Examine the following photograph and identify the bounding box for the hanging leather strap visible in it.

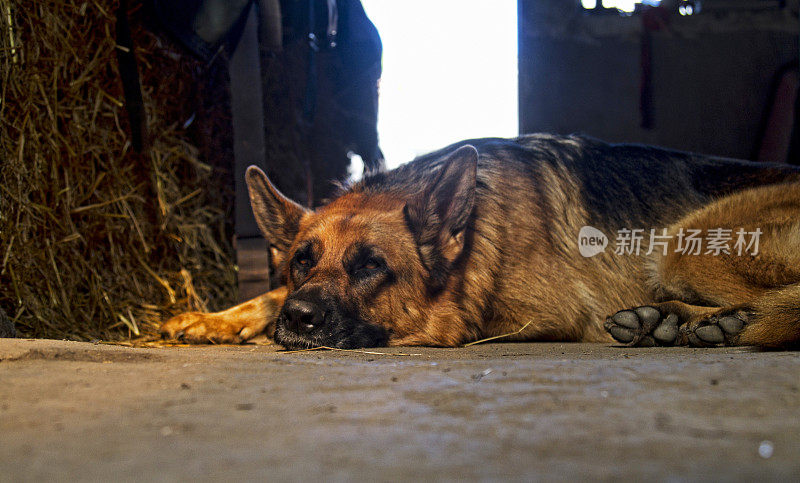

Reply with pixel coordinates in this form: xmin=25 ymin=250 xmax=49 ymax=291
xmin=115 ymin=0 xmax=147 ymax=151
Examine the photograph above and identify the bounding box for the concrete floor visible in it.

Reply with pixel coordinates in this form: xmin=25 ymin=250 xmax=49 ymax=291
xmin=1 ymin=338 xmax=799 ymax=481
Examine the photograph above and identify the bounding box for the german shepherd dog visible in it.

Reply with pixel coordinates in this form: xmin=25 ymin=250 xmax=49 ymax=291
xmin=161 ymin=134 xmax=800 ymax=349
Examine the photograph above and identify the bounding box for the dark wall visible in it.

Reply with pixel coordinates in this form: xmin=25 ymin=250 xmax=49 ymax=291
xmin=519 ymin=0 xmax=799 ymax=160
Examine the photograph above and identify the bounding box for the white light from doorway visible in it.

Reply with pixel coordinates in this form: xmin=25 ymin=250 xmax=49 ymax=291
xmin=582 ymin=0 xmax=662 ymax=13
xmin=359 ymin=1 xmax=518 ymax=172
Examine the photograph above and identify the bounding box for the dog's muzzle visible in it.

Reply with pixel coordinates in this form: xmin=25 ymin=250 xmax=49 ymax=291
xmin=274 ymin=295 xmax=389 ymax=350
xmin=282 ymin=299 xmax=325 ymax=335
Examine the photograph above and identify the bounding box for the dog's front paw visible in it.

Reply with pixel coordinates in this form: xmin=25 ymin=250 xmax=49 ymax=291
xmin=160 ymin=313 xmax=247 ymax=344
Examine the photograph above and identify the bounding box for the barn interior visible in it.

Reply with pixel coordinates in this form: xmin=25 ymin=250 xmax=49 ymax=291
xmin=1 ymin=0 xmax=799 ymax=480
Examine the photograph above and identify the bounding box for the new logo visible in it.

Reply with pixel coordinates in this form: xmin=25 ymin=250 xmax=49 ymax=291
xmin=578 ymin=226 xmax=608 ymax=258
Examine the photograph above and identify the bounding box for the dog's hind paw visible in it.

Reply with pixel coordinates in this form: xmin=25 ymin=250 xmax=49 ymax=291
xmin=604 ymin=306 xmax=680 ymax=347
xmin=684 ymin=311 xmax=748 ymax=347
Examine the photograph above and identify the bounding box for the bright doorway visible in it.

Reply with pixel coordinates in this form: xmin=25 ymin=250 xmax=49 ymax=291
xmin=360 ymin=1 xmax=519 ymax=170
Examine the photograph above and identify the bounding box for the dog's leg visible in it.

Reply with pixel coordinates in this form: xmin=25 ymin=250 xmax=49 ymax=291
xmin=605 ymin=242 xmax=800 ymax=348
xmin=160 ymin=286 xmax=287 ymax=343
xmin=606 ymin=184 xmax=800 ymax=348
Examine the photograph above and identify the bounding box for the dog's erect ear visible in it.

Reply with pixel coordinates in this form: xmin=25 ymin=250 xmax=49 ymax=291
xmin=404 ymin=145 xmax=478 ymax=292
xmin=246 ymin=166 xmax=310 ymax=251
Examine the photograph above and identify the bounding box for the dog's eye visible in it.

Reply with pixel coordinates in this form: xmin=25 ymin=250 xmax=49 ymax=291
xmin=345 ymin=246 xmax=389 ymax=281
xmin=363 ymin=258 xmax=381 ymax=271
xmin=294 ymin=253 xmax=314 ymax=270
xmin=355 ymin=257 xmax=384 ymax=276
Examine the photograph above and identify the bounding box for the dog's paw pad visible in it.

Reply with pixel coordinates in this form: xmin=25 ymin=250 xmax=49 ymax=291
xmin=652 ymin=313 xmax=680 ymax=344
xmin=610 ymin=310 xmax=640 ymax=331
xmin=605 ymin=306 xmax=666 ymax=346
xmin=717 ymin=316 xmax=744 ymax=334
xmin=633 ymin=306 xmax=660 ymax=327
xmin=607 ymin=322 xmax=636 ymax=343
xmin=605 ymin=310 xmax=638 ymax=343
xmin=694 ymin=324 xmax=724 ymax=344
xmin=686 ymin=313 xmax=748 ymax=347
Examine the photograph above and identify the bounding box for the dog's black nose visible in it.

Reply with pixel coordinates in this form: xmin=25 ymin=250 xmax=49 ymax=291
xmin=283 ymin=299 xmax=324 ymax=334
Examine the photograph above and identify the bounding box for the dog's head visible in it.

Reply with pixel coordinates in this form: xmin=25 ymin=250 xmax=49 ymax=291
xmin=246 ymin=146 xmax=478 ymax=349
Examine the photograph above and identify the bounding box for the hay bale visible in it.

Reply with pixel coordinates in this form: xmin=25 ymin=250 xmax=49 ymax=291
xmin=0 ymin=0 xmax=237 ymax=340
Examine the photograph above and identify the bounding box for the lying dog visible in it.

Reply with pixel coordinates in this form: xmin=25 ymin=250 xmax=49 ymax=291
xmin=162 ymin=134 xmax=800 ymax=349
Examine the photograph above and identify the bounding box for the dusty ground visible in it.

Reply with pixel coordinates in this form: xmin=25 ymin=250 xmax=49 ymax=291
xmin=1 ymin=338 xmax=799 ymax=481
